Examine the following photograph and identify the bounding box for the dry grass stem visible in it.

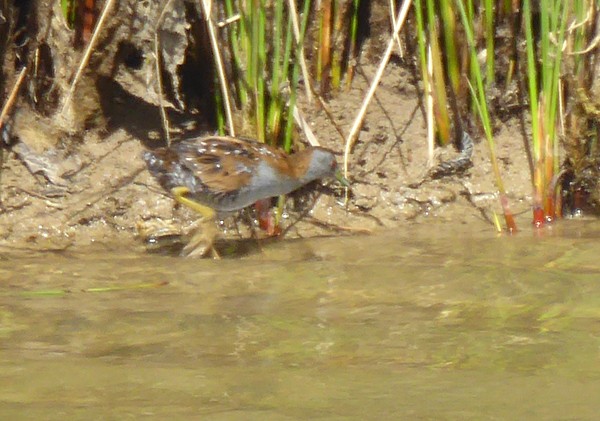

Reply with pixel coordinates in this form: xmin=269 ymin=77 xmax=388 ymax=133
xmin=292 ymin=105 xmax=319 ymax=146
xmin=558 ymin=79 xmax=565 ymax=136
xmin=570 ymin=33 xmax=600 ymax=55
xmin=389 ymin=0 xmax=405 ymax=57
xmin=0 ymin=66 xmax=27 ymax=131
xmin=426 ymin=44 xmax=434 ymax=168
xmin=287 ymin=0 xmax=313 ymax=104
xmin=217 ymin=13 xmax=241 ymax=27
xmin=343 ymin=0 xmax=412 ymax=180
xmin=154 ymin=0 xmax=177 ymax=146
xmin=200 ymin=0 xmax=236 ymax=136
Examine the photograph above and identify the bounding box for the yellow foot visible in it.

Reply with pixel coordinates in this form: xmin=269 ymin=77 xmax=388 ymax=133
xmin=182 ymin=230 xmax=220 ymax=259
xmin=180 ymin=217 xmax=221 ymax=258
xmin=171 ymin=186 xmax=220 ymax=259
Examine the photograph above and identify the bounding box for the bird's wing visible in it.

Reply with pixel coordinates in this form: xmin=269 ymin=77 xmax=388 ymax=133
xmin=174 ymin=136 xmax=288 ymax=194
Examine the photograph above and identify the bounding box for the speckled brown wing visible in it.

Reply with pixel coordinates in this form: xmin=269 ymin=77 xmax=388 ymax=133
xmin=172 ymin=136 xmax=288 ymax=196
xmin=218 ymin=136 xmax=296 ymax=176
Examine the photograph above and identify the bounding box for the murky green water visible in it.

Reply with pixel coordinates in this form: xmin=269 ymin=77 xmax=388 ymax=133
xmin=1 ymin=221 xmax=600 ymax=420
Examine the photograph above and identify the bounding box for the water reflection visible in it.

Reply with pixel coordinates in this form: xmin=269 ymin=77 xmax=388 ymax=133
xmin=1 ymin=220 xmax=599 ymax=419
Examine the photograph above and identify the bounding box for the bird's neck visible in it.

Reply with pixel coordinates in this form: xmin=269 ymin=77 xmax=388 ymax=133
xmin=286 ymin=149 xmax=314 ymax=181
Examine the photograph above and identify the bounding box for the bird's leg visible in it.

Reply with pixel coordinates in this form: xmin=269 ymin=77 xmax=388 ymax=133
xmin=255 ymin=198 xmax=282 ymax=236
xmin=171 ymin=186 xmax=220 ymax=259
xmin=171 ymin=186 xmax=216 ymax=219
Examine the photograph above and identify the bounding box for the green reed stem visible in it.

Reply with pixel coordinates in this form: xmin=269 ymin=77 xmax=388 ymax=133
xmin=224 ymin=0 xmax=247 ymax=106
xmin=215 ymin=75 xmax=225 ymax=134
xmin=267 ymin=0 xmax=285 ymax=141
xmin=414 ymin=0 xmax=429 ymax=97
xmin=222 ymin=0 xmax=312 ymax=149
xmin=544 ymin=1 xmax=568 ymax=154
xmin=421 ymin=0 xmax=451 ymax=145
xmin=280 ymin=14 xmax=294 ymax=84
xmin=524 ymin=0 xmax=569 ymax=221
xmin=346 ymin=0 xmax=360 ymax=86
xmin=242 ymin=0 xmax=254 ymax=130
xmin=456 ymin=0 xmax=516 ymax=231
xmin=252 ymin=0 xmax=266 ymax=141
xmin=259 ymin=3 xmax=267 ymax=138
xmin=439 ymin=0 xmax=459 ymax=93
xmin=61 ymin=0 xmax=77 ymax=28
xmin=546 ymin=1 xmax=568 ymax=215
xmin=523 ymin=0 xmax=539 ymax=160
xmin=425 ymin=0 xmax=436 ymax=45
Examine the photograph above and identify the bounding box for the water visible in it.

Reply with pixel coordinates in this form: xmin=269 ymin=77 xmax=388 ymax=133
xmin=1 ymin=221 xmax=599 ymax=420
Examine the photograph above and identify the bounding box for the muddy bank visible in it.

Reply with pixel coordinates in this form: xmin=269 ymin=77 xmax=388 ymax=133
xmin=0 ymin=55 xmax=536 ymax=256
xmin=0 ymin=2 xmax=539 ymax=256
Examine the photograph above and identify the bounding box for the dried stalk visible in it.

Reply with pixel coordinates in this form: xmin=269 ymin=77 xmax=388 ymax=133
xmin=154 ymin=0 xmax=177 ymax=146
xmin=0 ymin=67 xmax=28 ymax=131
xmin=343 ymin=0 xmax=412 ymax=179
xmin=426 ymin=44 xmax=434 ymax=167
xmin=293 ymin=105 xmax=319 ymax=147
xmin=287 ymin=0 xmax=313 ymax=103
xmin=200 ymin=0 xmax=236 ymax=136
xmin=389 ymin=0 xmax=405 ymax=56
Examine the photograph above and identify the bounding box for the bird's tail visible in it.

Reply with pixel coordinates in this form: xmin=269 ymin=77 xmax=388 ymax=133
xmin=142 ymin=149 xmax=182 ymax=191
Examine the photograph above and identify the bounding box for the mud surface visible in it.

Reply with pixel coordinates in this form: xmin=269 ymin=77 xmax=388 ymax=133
xmin=0 ymin=55 xmax=535 ymax=256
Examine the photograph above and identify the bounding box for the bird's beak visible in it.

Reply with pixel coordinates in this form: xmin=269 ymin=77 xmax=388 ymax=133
xmin=335 ymin=170 xmax=351 ymax=188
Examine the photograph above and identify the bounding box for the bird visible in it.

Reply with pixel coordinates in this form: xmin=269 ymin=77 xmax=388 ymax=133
xmin=143 ymin=135 xmax=349 ymax=257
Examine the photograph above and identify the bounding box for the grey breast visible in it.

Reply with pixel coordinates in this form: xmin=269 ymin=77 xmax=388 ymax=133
xmin=214 ymin=160 xmax=302 ymax=212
